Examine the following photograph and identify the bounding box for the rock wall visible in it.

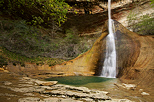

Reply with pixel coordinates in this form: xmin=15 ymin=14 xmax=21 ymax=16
xmin=113 ymin=21 xmax=154 ymax=88
xmin=6 ymin=20 xmax=153 ymax=88
xmin=50 ymin=20 xmax=154 ymax=88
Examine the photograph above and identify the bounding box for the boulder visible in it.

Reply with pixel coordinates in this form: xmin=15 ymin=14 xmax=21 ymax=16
xmin=39 ymin=81 xmax=58 ymax=86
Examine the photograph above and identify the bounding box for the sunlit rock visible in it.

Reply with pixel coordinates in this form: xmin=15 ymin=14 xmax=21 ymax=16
xmin=141 ymin=92 xmax=150 ymax=96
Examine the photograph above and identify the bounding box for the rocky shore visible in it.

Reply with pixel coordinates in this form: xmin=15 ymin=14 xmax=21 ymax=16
xmin=0 ymin=72 xmax=135 ymax=102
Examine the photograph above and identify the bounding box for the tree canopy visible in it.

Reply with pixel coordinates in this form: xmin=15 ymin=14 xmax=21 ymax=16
xmin=0 ymin=0 xmax=71 ymax=27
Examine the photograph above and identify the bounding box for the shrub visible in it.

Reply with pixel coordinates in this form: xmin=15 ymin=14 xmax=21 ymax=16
xmin=127 ymin=12 xmax=154 ymax=35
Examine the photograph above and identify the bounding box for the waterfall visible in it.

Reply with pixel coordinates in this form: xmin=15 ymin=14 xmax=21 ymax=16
xmin=101 ymin=0 xmax=116 ymax=78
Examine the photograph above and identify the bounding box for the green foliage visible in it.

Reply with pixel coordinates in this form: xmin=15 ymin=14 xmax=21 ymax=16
xmin=65 ymin=27 xmax=80 ymax=44
xmin=0 ymin=0 xmax=70 ymax=26
xmin=0 ymin=55 xmax=8 ymax=67
xmin=150 ymin=0 xmax=154 ymax=6
xmin=0 ymin=47 xmax=65 ymax=66
xmin=135 ymin=14 xmax=154 ymax=35
xmin=0 ymin=20 xmax=93 ymax=60
xmin=127 ymin=11 xmax=154 ymax=35
xmin=0 ymin=20 xmax=54 ymax=58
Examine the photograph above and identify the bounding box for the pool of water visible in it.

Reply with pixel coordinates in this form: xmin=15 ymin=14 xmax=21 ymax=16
xmin=45 ymin=76 xmax=149 ymax=102
xmin=45 ymin=76 xmax=119 ymax=90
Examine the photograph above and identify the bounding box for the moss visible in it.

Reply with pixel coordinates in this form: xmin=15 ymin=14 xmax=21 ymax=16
xmin=0 ymin=47 xmax=65 ymax=67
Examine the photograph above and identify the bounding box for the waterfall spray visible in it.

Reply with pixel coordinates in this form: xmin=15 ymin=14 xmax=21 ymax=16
xmin=101 ymin=0 xmax=116 ymax=78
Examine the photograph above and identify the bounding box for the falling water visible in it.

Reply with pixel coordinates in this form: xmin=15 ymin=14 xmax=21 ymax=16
xmin=101 ymin=0 xmax=116 ymax=78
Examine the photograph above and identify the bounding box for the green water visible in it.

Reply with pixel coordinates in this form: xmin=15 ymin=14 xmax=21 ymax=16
xmin=45 ymin=76 xmax=119 ymax=90
xmin=45 ymin=76 xmax=146 ymax=101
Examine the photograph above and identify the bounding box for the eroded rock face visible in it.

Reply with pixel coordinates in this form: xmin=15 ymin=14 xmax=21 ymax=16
xmin=5 ymin=20 xmax=153 ymax=89
xmin=113 ymin=21 xmax=154 ymax=88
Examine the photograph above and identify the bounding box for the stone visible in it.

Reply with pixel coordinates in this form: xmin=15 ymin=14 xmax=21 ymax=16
xmin=59 ymin=98 xmax=82 ymax=102
xmin=40 ymin=94 xmax=50 ymax=98
xmin=97 ymin=90 xmax=109 ymax=95
xmin=33 ymin=79 xmax=58 ymax=86
xmin=102 ymin=99 xmax=133 ymax=102
xmin=40 ymin=81 xmax=58 ymax=86
xmin=0 ymin=93 xmax=17 ymax=97
xmin=114 ymin=83 xmax=136 ymax=90
xmin=43 ymin=98 xmax=82 ymax=102
xmin=141 ymin=92 xmax=150 ymax=95
xmin=139 ymin=89 xmax=143 ymax=92
xmin=65 ymin=86 xmax=91 ymax=93
xmin=43 ymin=98 xmax=59 ymax=102
xmin=3 ymin=81 xmax=12 ymax=85
xmin=4 ymin=70 xmax=9 ymax=73
xmin=0 ymin=68 xmax=4 ymax=71
xmin=81 ymin=98 xmax=94 ymax=102
xmin=122 ymin=83 xmax=136 ymax=90
xmin=91 ymin=93 xmax=110 ymax=100
xmin=18 ymin=97 xmax=41 ymax=102
xmin=10 ymin=86 xmax=45 ymax=93
xmin=24 ymin=93 xmax=35 ymax=96
xmin=22 ymin=77 xmax=31 ymax=80
xmin=74 ymin=92 xmax=89 ymax=98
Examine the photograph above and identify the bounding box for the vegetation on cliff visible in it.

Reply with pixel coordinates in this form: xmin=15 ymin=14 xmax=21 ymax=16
xmin=0 ymin=0 xmax=153 ymax=68
xmin=0 ymin=0 xmax=98 ymax=67
xmin=127 ymin=12 xmax=154 ymax=35
xmin=0 ymin=20 xmax=96 ymax=67
xmin=127 ymin=0 xmax=154 ymax=35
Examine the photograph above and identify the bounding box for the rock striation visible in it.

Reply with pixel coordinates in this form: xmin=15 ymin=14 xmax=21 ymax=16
xmin=0 ymin=76 xmax=133 ymax=102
